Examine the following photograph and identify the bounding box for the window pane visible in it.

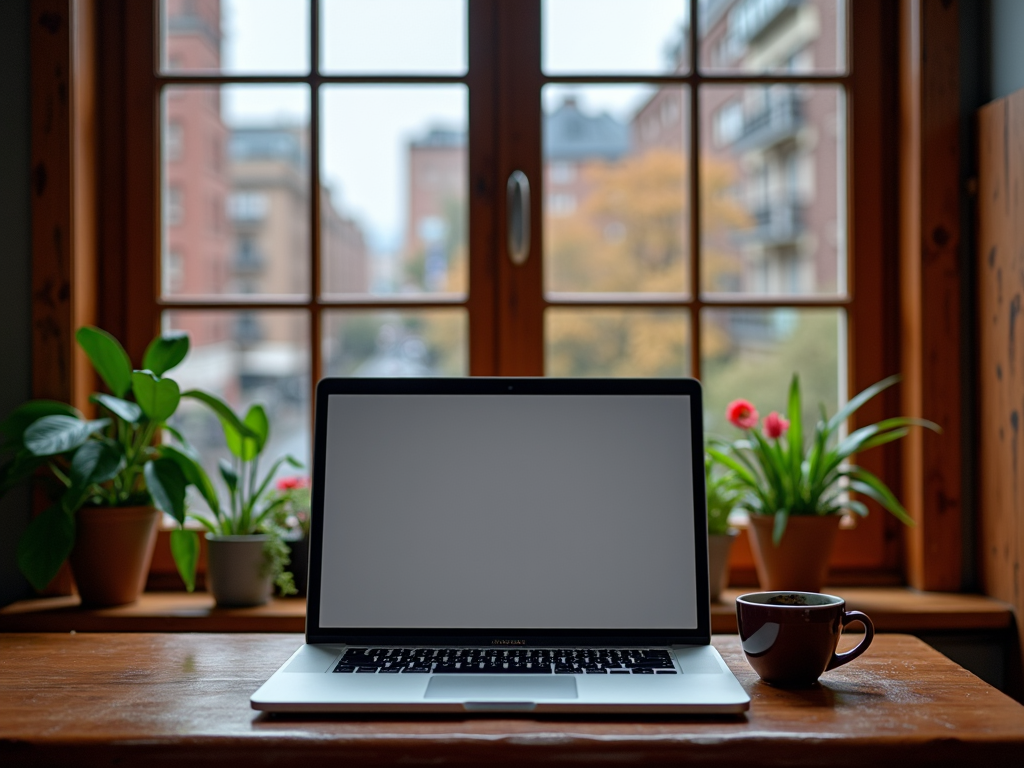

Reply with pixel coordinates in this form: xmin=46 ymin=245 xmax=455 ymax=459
xmin=698 ymin=0 xmax=845 ymax=74
xmin=164 ymin=309 xmax=311 ymax=501
xmin=546 ymin=309 xmax=691 ymax=377
xmin=321 ymin=86 xmax=467 ymax=297
xmin=543 ymin=85 xmax=689 ymax=296
xmin=701 ymin=307 xmax=843 ymax=437
xmin=162 ymin=86 xmax=311 ymax=299
xmin=543 ymin=0 xmax=690 ymax=75
xmin=321 ymin=0 xmax=466 ymax=74
xmin=323 ymin=311 xmax=467 ymax=376
xmin=161 ymin=0 xmax=309 ymax=74
xmin=699 ymin=85 xmax=845 ymax=296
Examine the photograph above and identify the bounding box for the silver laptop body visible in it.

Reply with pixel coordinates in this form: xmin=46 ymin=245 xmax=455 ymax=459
xmin=251 ymin=377 xmax=750 ymax=714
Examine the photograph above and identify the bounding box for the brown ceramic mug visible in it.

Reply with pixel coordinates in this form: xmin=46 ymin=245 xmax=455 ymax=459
xmin=736 ymin=591 xmax=874 ymax=687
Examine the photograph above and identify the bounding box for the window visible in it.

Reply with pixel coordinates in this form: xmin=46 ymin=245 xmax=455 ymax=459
xmin=106 ymin=0 xmax=897 ymax=582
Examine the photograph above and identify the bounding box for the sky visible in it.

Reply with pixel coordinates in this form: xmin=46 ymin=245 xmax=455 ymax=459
xmin=207 ymin=0 xmax=690 ymax=251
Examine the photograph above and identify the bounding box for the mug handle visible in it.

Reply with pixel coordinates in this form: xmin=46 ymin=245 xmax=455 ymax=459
xmin=825 ymin=610 xmax=875 ymax=671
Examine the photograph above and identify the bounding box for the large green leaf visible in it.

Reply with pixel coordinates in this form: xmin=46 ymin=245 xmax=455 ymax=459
xmin=826 ymin=375 xmax=901 ymax=433
xmin=181 ymin=390 xmax=255 ymax=458
xmin=0 ymin=453 xmax=48 ymax=495
xmin=243 ymin=404 xmax=269 ymax=455
xmin=772 ymin=508 xmax=790 ymax=546
xmin=17 ymin=502 xmax=76 ymax=592
xmin=170 ymin=528 xmax=200 ymax=592
xmin=75 ymin=326 xmax=132 ymax=398
xmin=131 ymin=371 xmax=181 ymax=423
xmin=786 ymin=375 xmax=803 ymax=482
xmin=0 ymin=400 xmax=81 ymax=447
xmin=90 ymin=393 xmax=142 ymax=424
xmin=69 ymin=440 xmax=125 ymax=492
xmin=142 ymin=332 xmax=190 ymax=377
xmin=218 ymin=458 xmax=239 ymax=495
xmin=159 ymin=443 xmax=220 ymax=515
xmin=144 ymin=457 xmax=188 ymax=524
xmin=23 ymin=416 xmax=109 ymax=457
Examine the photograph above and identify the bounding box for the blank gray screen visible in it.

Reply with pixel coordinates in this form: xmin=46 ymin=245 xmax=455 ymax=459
xmin=319 ymin=394 xmax=698 ymax=629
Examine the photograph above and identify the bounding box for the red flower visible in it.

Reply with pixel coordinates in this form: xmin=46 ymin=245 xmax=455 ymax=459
xmin=763 ymin=411 xmax=790 ymax=440
xmin=277 ymin=476 xmax=309 ymax=491
xmin=726 ymin=399 xmax=759 ymax=430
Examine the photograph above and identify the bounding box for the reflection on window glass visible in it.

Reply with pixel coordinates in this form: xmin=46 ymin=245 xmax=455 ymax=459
xmin=701 ymin=307 xmax=843 ymax=437
xmin=320 ymin=86 xmax=468 ymax=298
xmin=698 ymin=0 xmax=845 ymax=74
xmin=161 ymin=0 xmax=309 ymax=74
xmin=700 ymin=85 xmax=845 ymax=296
xmin=544 ymin=0 xmax=690 ymax=74
xmin=543 ymin=85 xmax=689 ymax=296
xmin=161 ymin=85 xmax=310 ymax=298
xmin=321 ymin=0 xmax=466 ymax=74
xmin=164 ymin=310 xmax=311 ymax=509
xmin=323 ymin=311 xmax=467 ymax=377
xmin=546 ymin=309 xmax=690 ymax=377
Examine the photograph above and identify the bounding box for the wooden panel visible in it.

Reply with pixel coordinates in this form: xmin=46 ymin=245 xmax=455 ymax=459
xmin=898 ymin=0 xmax=963 ymax=591
xmin=1 ymin=633 xmax=1023 ymax=767
xmin=978 ymin=92 xmax=1024 ymax=639
xmin=0 ymin=588 xmax=1011 ymax=634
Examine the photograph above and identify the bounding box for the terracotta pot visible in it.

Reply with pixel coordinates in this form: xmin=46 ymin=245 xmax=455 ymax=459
xmin=206 ymin=534 xmax=273 ymax=607
xmin=68 ymin=505 xmax=160 ymax=607
xmin=708 ymin=530 xmax=738 ymax=603
xmin=747 ymin=514 xmax=842 ymax=593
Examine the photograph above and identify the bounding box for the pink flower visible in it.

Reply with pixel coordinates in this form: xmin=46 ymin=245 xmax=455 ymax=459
xmin=726 ymin=399 xmax=759 ymax=430
xmin=276 ymin=476 xmax=309 ymax=491
xmin=763 ymin=411 xmax=790 ymax=440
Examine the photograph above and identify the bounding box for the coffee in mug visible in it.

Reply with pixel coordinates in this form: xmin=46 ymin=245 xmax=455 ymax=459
xmin=735 ymin=591 xmax=874 ymax=687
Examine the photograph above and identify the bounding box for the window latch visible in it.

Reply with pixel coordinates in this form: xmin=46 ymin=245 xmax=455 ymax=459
xmin=506 ymin=170 xmax=530 ymax=266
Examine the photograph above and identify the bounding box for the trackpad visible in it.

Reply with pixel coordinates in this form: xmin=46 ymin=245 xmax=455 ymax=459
xmin=424 ymin=676 xmax=578 ymax=700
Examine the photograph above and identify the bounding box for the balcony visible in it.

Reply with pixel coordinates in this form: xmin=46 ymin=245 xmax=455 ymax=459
xmin=748 ymin=201 xmax=803 ymax=245
xmin=731 ymin=92 xmax=802 ymax=153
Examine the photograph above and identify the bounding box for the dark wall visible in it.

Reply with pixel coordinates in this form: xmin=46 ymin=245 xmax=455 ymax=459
xmin=0 ymin=0 xmax=32 ymax=608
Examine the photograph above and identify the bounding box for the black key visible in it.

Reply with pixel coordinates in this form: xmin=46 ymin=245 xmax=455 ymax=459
xmin=585 ymin=668 xmax=606 ymax=674
xmin=633 ymin=668 xmax=655 ymax=674
xmin=356 ymin=667 xmax=379 ymax=673
xmin=378 ymin=667 xmax=403 ymax=673
xmin=609 ymin=669 xmax=631 ymax=674
xmin=333 ymin=665 xmax=356 ymax=673
xmin=405 ymin=667 xmax=432 ymax=673
xmin=655 ymin=670 xmax=678 ymax=674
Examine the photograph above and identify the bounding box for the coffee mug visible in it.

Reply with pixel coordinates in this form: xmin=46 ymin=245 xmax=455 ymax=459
xmin=736 ymin=591 xmax=874 ymax=687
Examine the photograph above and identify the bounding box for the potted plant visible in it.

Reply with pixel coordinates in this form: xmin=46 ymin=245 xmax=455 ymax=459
xmin=171 ymin=391 xmax=300 ymax=607
xmin=268 ymin=476 xmax=311 ymax=596
xmin=705 ymin=452 xmax=741 ymax=603
xmin=708 ymin=374 xmax=940 ymax=592
xmin=0 ymin=327 xmax=212 ymax=606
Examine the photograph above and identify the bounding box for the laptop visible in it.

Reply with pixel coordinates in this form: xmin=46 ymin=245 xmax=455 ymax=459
xmin=251 ymin=377 xmax=750 ymax=714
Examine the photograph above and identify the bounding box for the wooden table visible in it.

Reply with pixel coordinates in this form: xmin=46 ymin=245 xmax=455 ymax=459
xmin=1 ymin=633 xmax=1022 ymax=767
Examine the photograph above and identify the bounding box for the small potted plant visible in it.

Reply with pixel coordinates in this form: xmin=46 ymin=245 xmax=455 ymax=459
xmin=708 ymin=374 xmax=940 ymax=592
xmin=171 ymin=391 xmax=301 ymax=607
xmin=0 ymin=327 xmax=211 ymax=606
xmin=705 ymin=452 xmax=741 ymax=603
xmin=268 ymin=476 xmax=311 ymax=596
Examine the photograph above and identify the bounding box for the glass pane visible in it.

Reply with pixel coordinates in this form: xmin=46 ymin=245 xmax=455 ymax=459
xmin=321 ymin=0 xmax=466 ymax=74
xmin=546 ymin=309 xmax=690 ymax=377
xmin=162 ymin=85 xmax=310 ymax=299
xmin=164 ymin=309 xmax=311 ymax=511
xmin=161 ymin=0 xmax=309 ymax=74
xmin=699 ymin=85 xmax=845 ymax=296
xmin=321 ymin=86 xmax=467 ymax=297
xmin=699 ymin=0 xmax=845 ymax=74
xmin=543 ymin=0 xmax=690 ymax=74
xmin=543 ymin=86 xmax=689 ymax=296
xmin=700 ymin=307 xmax=843 ymax=437
xmin=323 ymin=310 xmax=467 ymax=376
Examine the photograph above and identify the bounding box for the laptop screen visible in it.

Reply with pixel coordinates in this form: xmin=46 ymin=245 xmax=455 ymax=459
xmin=317 ymin=391 xmax=700 ymax=631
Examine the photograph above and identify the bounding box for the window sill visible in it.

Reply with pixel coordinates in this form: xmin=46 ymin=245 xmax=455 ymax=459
xmin=0 ymin=588 xmax=1012 ymax=634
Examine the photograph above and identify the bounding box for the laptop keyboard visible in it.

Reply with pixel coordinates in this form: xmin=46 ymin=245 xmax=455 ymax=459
xmin=332 ymin=648 xmax=678 ymax=674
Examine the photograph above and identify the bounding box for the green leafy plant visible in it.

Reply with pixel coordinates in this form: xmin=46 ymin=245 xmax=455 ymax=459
xmin=0 ymin=327 xmax=213 ymax=591
xmin=705 ymin=452 xmax=741 ymax=537
xmin=171 ymin=391 xmax=302 ymax=595
xmin=706 ymin=374 xmax=941 ymax=545
xmin=268 ymin=476 xmax=311 ymax=537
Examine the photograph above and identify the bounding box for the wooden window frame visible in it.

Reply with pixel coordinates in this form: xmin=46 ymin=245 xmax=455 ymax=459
xmin=30 ymin=0 xmax=965 ymax=591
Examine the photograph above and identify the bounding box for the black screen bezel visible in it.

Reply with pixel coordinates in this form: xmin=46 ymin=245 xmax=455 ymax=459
xmin=305 ymin=377 xmax=711 ymax=647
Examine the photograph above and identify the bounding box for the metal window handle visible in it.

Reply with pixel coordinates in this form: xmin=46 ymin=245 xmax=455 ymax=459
xmin=506 ymin=170 xmax=530 ymax=266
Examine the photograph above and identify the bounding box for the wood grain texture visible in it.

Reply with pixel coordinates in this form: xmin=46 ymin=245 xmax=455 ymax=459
xmin=0 ymin=588 xmax=1011 ymax=634
xmin=0 ymin=633 xmax=1021 ymax=767
xmin=977 ymin=92 xmax=1024 ymax=645
xmin=898 ymin=0 xmax=964 ymax=591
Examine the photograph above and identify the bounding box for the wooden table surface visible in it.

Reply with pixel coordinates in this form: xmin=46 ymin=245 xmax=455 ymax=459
xmin=0 ymin=587 xmax=1012 ymax=633
xmin=1 ymin=633 xmax=1022 ymax=767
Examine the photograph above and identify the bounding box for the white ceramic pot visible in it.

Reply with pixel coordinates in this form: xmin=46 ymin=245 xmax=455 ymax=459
xmin=205 ymin=534 xmax=272 ymax=607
